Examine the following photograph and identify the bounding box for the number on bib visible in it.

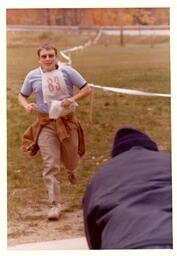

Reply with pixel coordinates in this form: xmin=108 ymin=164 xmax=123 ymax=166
xmin=54 ymin=76 xmax=61 ymax=91
xmin=47 ymin=77 xmax=54 ymax=92
xmin=47 ymin=76 xmax=61 ymax=92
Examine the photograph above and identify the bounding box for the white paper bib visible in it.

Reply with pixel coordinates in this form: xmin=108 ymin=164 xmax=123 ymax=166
xmin=41 ymin=63 xmax=69 ymax=103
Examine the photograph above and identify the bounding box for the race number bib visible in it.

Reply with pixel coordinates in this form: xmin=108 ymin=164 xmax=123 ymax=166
xmin=41 ymin=66 xmax=69 ymax=103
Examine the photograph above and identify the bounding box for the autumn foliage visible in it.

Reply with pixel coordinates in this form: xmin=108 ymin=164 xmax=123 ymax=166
xmin=7 ymin=8 xmax=169 ymax=26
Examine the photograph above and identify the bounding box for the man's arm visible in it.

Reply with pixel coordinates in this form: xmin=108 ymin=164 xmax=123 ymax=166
xmin=61 ymin=84 xmax=92 ymax=108
xmin=18 ymin=93 xmax=37 ymax=112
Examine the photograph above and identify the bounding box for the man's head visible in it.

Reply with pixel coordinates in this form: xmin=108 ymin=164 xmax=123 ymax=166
xmin=37 ymin=43 xmax=58 ymax=72
xmin=111 ymin=127 xmax=159 ymax=157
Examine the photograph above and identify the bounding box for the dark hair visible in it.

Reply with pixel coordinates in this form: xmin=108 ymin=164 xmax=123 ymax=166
xmin=37 ymin=43 xmax=58 ymax=57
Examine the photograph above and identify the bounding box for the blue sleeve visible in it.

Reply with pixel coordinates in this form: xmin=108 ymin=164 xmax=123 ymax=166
xmin=83 ymin=183 xmax=102 ymax=249
xmin=20 ymin=72 xmax=33 ymax=97
xmin=65 ymin=65 xmax=87 ymax=89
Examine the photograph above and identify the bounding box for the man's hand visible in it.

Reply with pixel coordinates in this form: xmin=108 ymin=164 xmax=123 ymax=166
xmin=24 ymin=103 xmax=37 ymax=112
xmin=61 ymin=98 xmax=74 ymax=108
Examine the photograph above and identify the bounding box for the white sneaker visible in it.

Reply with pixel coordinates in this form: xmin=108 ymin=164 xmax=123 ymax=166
xmin=48 ymin=203 xmax=62 ymax=221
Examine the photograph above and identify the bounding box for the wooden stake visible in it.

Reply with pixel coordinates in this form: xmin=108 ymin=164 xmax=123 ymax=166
xmin=89 ymin=89 xmax=94 ymax=123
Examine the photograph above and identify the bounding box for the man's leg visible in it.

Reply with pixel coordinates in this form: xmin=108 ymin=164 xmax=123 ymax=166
xmin=61 ymin=127 xmax=80 ymax=184
xmin=38 ymin=121 xmax=62 ymax=220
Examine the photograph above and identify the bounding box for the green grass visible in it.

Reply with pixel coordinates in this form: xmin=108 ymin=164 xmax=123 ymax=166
xmin=7 ymin=31 xmax=170 ymax=220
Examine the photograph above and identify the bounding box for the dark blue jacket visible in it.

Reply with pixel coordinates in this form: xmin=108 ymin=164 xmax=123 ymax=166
xmin=83 ymin=146 xmax=172 ymax=249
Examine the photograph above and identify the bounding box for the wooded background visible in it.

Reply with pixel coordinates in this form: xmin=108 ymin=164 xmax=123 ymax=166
xmin=7 ymin=8 xmax=169 ymax=26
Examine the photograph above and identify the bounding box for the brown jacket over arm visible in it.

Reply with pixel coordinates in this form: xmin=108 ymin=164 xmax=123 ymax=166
xmin=21 ymin=112 xmax=85 ymax=157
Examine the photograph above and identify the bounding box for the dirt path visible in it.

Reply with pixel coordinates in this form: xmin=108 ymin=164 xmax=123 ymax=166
xmin=8 ymin=204 xmax=84 ymax=247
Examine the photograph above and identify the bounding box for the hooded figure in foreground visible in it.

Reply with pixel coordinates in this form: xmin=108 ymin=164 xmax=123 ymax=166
xmin=83 ymin=128 xmax=172 ymax=249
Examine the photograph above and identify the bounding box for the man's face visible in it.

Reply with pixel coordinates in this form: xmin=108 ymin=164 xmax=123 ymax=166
xmin=38 ymin=48 xmax=58 ymax=72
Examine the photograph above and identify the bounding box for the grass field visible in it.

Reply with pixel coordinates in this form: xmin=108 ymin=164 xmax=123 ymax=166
xmin=7 ymin=31 xmax=170 ymax=225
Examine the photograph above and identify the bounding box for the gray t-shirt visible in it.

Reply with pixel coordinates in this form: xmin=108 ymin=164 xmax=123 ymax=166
xmin=20 ymin=63 xmax=87 ymax=113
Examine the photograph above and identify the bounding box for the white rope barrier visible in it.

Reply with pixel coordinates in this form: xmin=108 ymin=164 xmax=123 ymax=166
xmin=90 ymin=84 xmax=171 ymax=98
xmin=62 ymin=45 xmax=84 ymax=53
xmin=60 ymin=31 xmax=102 ymax=65
xmin=92 ymin=30 xmax=103 ymax=44
xmin=60 ymin=31 xmax=170 ymax=98
xmin=59 ymin=51 xmax=72 ymax=65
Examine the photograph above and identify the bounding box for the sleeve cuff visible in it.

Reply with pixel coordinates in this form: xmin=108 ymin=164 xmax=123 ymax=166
xmin=20 ymin=92 xmax=29 ymax=97
xmin=80 ymin=82 xmax=88 ymax=89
